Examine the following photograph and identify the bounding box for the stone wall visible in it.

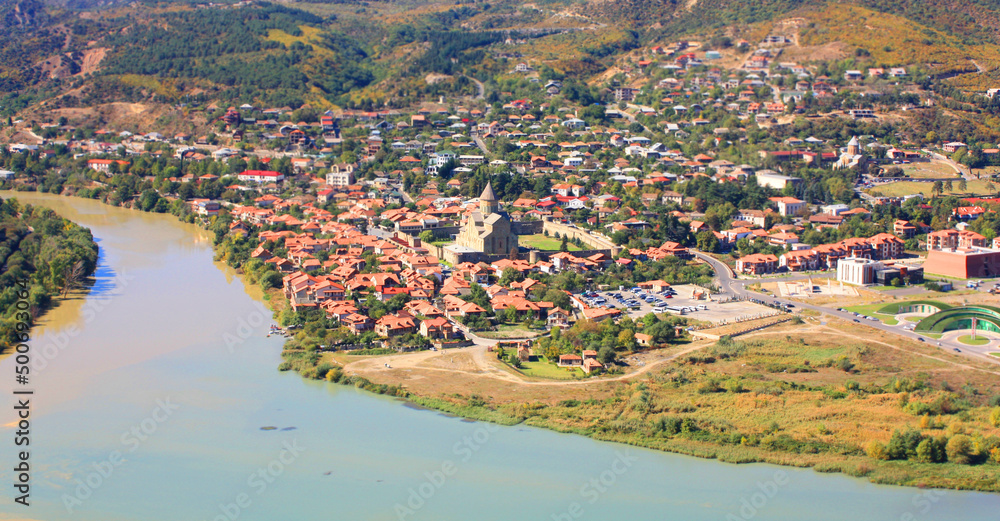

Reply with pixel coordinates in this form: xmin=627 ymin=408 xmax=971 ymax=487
xmin=512 ymin=220 xmax=544 ymax=235
xmin=542 ymin=220 xmax=620 ymax=255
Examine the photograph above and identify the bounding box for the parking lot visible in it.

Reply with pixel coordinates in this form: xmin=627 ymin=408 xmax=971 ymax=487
xmin=583 ymin=285 xmax=776 ymax=325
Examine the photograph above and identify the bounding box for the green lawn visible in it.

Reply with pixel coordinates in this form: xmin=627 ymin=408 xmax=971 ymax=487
xmin=516 ymin=357 xmax=581 ymax=379
xmin=519 ymin=234 xmax=582 ymax=251
xmin=843 ymin=303 xmax=899 ymax=325
xmin=958 ymin=335 xmax=991 ymax=346
xmin=904 ymin=316 xmax=924 ymax=322
xmin=990 ymin=352 xmax=1000 ymax=358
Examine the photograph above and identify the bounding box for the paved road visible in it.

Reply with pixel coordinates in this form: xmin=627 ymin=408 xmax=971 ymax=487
xmin=473 ymin=135 xmax=491 ymax=156
xmin=469 ymin=77 xmax=485 ymax=100
xmin=622 ymin=103 xmax=653 ymax=133
xmin=691 ymin=250 xmax=1000 ymax=365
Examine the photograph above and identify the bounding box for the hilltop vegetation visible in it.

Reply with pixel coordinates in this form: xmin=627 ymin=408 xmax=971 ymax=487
xmin=7 ymin=0 xmax=1000 ymax=119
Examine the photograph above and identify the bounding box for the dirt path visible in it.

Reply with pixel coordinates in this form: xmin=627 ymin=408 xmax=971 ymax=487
xmin=342 ymin=316 xmax=1000 ymax=390
xmin=343 ymin=338 xmax=718 ymax=387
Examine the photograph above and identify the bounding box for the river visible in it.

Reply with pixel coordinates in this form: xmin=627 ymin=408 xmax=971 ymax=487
xmin=0 ymin=192 xmax=996 ymax=521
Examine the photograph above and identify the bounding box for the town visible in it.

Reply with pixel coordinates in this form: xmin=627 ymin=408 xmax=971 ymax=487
xmin=5 ymin=33 xmax=1000 ymax=375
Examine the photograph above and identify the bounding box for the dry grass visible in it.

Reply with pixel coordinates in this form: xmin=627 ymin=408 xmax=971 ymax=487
xmin=799 ymin=5 xmax=1000 ymax=76
xmin=866 ymin=179 xmax=996 ymax=198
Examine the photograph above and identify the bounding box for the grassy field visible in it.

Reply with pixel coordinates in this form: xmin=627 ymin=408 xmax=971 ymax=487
xmin=867 ymin=179 xmax=996 ymax=198
xmin=477 ymin=324 xmax=543 ymax=339
xmin=519 ymin=234 xmax=582 ymax=251
xmin=900 ymin=161 xmax=961 ymax=179
xmin=516 ymin=357 xmax=581 ymax=380
xmin=958 ymin=335 xmax=991 ymax=346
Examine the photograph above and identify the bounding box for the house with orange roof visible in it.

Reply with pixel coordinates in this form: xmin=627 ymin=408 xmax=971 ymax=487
xmin=419 ymin=317 xmax=457 ymax=340
xmin=735 ymin=253 xmax=778 ymax=274
xmin=375 ymin=312 xmax=417 ymax=338
xmin=442 ymin=295 xmax=487 ymax=318
xmin=779 ymin=249 xmax=819 ymax=272
xmin=342 ymin=313 xmax=374 ymax=334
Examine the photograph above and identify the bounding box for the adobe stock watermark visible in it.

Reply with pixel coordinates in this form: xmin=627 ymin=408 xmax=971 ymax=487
xmin=62 ymin=396 xmax=180 ymax=513
xmin=32 ymin=269 xmax=135 ymax=373
xmin=725 ymin=470 xmax=788 ymax=521
xmin=222 ymin=309 xmax=271 ymax=353
xmin=898 ymin=489 xmax=947 ymax=521
xmin=394 ymin=422 xmax=501 ymax=520
xmin=551 ymin=450 xmax=638 ymax=521
xmin=208 ymin=439 xmax=306 ymax=521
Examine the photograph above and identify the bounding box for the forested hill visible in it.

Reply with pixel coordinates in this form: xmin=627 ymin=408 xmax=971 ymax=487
xmin=5 ymin=0 xmax=1000 ymax=120
xmin=0 ymin=197 xmax=99 ymax=350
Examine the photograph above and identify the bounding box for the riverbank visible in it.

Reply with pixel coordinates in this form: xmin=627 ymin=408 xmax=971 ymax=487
xmin=13 ymin=190 xmax=1000 ymax=494
xmin=0 ymin=194 xmax=99 ymax=353
xmin=287 ymin=315 xmax=1000 ymax=493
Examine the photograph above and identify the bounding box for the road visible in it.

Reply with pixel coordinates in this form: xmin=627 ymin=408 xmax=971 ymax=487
xmin=468 ymin=77 xmax=485 ymax=100
xmin=622 ymin=103 xmax=653 ymax=133
xmin=691 ymin=250 xmax=1000 ymax=366
xmin=473 ymin=135 xmax=491 ymax=156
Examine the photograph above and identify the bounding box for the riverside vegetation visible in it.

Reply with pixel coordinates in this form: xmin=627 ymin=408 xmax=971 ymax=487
xmin=0 ymin=196 xmax=99 ymax=349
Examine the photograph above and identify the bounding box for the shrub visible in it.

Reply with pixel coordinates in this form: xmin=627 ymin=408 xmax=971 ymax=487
xmin=866 ymin=441 xmax=889 ymax=460
xmin=697 ymin=379 xmax=723 ymax=394
xmin=946 ymin=435 xmax=975 ymax=464
xmin=315 ymin=363 xmax=335 ymax=380
xmin=990 ymin=407 xmax=1000 ymax=428
xmin=915 ymin=438 xmax=944 ymax=463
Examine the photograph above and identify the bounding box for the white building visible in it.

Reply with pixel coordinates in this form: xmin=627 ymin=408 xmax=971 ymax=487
xmin=326 ymin=164 xmax=355 ymax=187
xmin=0 ymin=170 xmax=15 ymax=180
xmin=837 ymin=257 xmax=882 ymax=286
xmin=771 ymin=196 xmax=805 ymax=217
xmin=755 ymin=170 xmax=801 ymax=190
xmin=237 ymin=170 xmax=285 ymax=183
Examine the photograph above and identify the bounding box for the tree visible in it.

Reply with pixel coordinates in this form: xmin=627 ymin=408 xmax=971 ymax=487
xmin=931 ymin=180 xmax=943 ymax=199
xmin=499 ymin=267 xmax=523 ymax=286
xmin=959 ymin=178 xmax=968 ymax=192
xmin=597 ymin=346 xmax=617 ymax=365
xmin=946 ymin=434 xmax=974 ymax=464
xmin=617 ymin=329 xmax=637 ymax=351
xmin=178 ymin=182 xmax=195 ymax=200
xmin=915 ymin=438 xmax=944 ymax=463
xmin=696 ymin=231 xmax=719 ymax=253
xmin=543 ymin=289 xmax=571 ymax=310
xmin=990 ymin=407 xmax=1000 ymax=427
xmin=560 ymin=235 xmax=569 ymax=252
xmin=260 ymin=271 xmax=283 ymax=289
xmin=419 ymin=230 xmax=435 ymax=244
xmin=61 ymin=260 xmax=86 ymax=297
xmin=504 ymin=305 xmax=518 ymax=324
